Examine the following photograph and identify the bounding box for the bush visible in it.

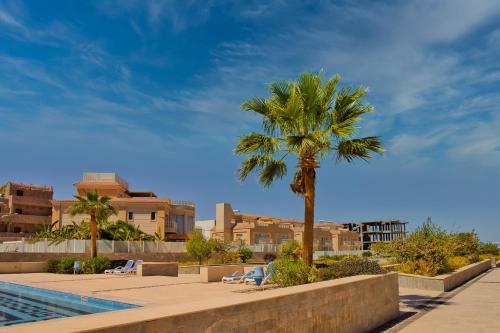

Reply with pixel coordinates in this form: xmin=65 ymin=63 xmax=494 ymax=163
xmin=450 ymin=232 xmax=480 ymax=257
xmin=186 ymin=230 xmax=214 ymax=265
xmin=362 ymin=251 xmax=372 ymax=257
xmin=446 ymin=256 xmax=471 ymax=271
xmin=263 ymin=253 xmax=277 ymax=263
xmin=47 ymin=260 xmax=59 ymax=273
xmin=57 ymin=258 xmax=80 ymax=274
xmin=279 ymin=240 xmax=302 ymax=260
xmin=314 ymin=257 xmax=384 ymax=281
xmin=237 ymin=247 xmax=253 ymax=263
xmin=479 ymin=243 xmax=499 ymax=256
xmin=221 ymin=251 xmax=240 ymax=264
xmin=82 ymin=256 xmax=112 ymax=274
xmin=271 ymin=259 xmax=311 ymax=287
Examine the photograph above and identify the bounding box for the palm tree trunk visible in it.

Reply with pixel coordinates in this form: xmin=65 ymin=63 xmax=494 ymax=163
xmin=302 ymin=167 xmax=315 ymax=266
xmin=90 ymin=214 xmax=97 ymax=258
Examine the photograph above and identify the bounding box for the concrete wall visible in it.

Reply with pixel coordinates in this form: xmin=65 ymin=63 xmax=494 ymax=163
xmin=0 ymin=261 xmax=48 ymax=273
xmin=399 ymin=259 xmax=492 ymax=291
xmin=20 ymin=273 xmax=398 ymax=333
xmin=200 ymin=264 xmax=244 ymax=282
xmin=138 ymin=262 xmax=178 ymax=276
xmin=178 ymin=265 xmax=200 ymax=274
xmin=0 ymin=252 xmax=193 ymax=263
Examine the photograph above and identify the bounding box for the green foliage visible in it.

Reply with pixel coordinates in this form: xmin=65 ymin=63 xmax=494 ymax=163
xmin=450 ymin=232 xmax=480 ymax=258
xmin=33 ymin=219 xmax=154 ymax=243
xmin=186 ymin=230 xmax=215 ymax=265
xmin=82 ymin=256 xmax=112 ymax=274
xmin=314 ymin=257 xmax=384 ymax=281
xmin=221 ymin=251 xmax=241 ymax=264
xmin=69 ymin=189 xmax=116 ymax=223
xmin=362 ymin=251 xmax=372 ymax=257
xmin=279 ymin=240 xmax=302 ymax=260
xmin=56 ymin=258 xmax=80 ymax=274
xmin=236 ymin=72 xmax=384 ymax=189
xmin=237 ymin=247 xmax=253 ymax=263
xmin=263 ymin=252 xmax=277 ymax=263
xmin=271 ymin=259 xmax=311 ymax=287
xmin=47 ymin=260 xmax=59 ymax=273
xmin=447 ymin=256 xmax=471 ymax=271
xmin=49 ymin=257 xmax=113 ymax=274
xmin=381 ymin=220 xmax=482 ymax=276
xmin=479 ymin=243 xmax=499 ymax=256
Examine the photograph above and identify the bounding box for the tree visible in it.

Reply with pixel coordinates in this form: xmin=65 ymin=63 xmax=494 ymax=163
xmin=69 ymin=189 xmax=116 ymax=258
xmin=236 ymin=72 xmax=383 ymax=265
xmin=237 ymin=246 xmax=253 ymax=263
xmin=186 ymin=230 xmax=214 ymax=265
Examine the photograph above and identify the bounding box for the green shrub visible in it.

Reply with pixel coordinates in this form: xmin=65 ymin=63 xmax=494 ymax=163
xmin=237 ymin=247 xmax=253 ymax=263
xmin=47 ymin=260 xmax=59 ymax=273
xmin=82 ymin=256 xmax=112 ymax=274
xmin=263 ymin=253 xmax=277 ymax=263
xmin=447 ymin=256 xmax=470 ymax=271
xmin=221 ymin=251 xmax=240 ymax=264
xmin=479 ymin=243 xmax=499 ymax=256
xmin=362 ymin=251 xmax=372 ymax=257
xmin=450 ymin=232 xmax=480 ymax=257
xmin=57 ymin=258 xmax=80 ymax=274
xmin=314 ymin=257 xmax=384 ymax=281
xmin=279 ymin=240 xmax=302 ymax=260
xmin=271 ymin=259 xmax=311 ymax=287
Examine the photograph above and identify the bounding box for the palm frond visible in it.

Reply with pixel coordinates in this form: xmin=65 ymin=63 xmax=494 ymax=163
xmin=336 ymin=136 xmax=384 ymax=162
xmin=238 ymin=154 xmax=273 ymax=181
xmin=259 ymin=159 xmax=287 ymax=187
xmin=235 ymin=133 xmax=281 ymax=155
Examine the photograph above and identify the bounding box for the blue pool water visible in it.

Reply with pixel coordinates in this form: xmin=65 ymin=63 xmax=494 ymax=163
xmin=0 ymin=281 xmax=139 ymax=326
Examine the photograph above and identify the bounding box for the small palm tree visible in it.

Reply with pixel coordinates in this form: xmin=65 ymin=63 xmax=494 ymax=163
xmin=69 ymin=189 xmax=116 ymax=258
xmin=236 ymin=72 xmax=384 ymax=265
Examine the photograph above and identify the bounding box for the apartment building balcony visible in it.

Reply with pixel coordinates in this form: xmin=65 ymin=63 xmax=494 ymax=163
xmin=3 ymin=214 xmax=51 ymax=225
xmin=10 ymin=195 xmax=52 ymax=208
xmin=165 ymin=220 xmax=178 ymax=233
xmin=171 ymin=200 xmax=195 ymax=207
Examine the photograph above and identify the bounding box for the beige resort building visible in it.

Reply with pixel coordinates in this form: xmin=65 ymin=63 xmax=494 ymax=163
xmin=52 ymin=173 xmax=195 ymax=241
xmin=207 ymin=203 xmax=362 ymax=251
xmin=0 ymin=182 xmax=53 ymax=240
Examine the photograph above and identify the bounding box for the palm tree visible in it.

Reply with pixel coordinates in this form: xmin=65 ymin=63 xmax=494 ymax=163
xmin=69 ymin=189 xmax=116 ymax=258
xmin=236 ymin=72 xmax=384 ymax=266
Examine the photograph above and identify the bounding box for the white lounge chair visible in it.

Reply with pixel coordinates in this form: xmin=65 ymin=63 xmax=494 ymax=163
xmin=222 ymin=271 xmax=245 ymax=283
xmin=105 ymin=260 xmax=134 ymax=275
xmin=123 ymin=259 xmax=143 ymax=275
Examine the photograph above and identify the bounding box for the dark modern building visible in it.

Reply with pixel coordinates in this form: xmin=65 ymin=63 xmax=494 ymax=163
xmin=343 ymin=220 xmax=408 ymax=250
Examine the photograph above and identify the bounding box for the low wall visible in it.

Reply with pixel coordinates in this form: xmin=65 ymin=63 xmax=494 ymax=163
xmin=0 ymin=262 xmax=48 ymax=273
xmin=0 ymin=252 xmax=193 ymax=263
xmin=178 ymin=265 xmax=200 ymax=274
xmin=200 ymin=264 xmax=244 ymax=282
xmin=11 ymin=273 xmax=398 ymax=333
xmin=399 ymin=259 xmax=492 ymax=291
xmin=138 ymin=262 xmax=178 ymax=277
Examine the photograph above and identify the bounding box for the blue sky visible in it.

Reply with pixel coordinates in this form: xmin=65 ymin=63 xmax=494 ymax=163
xmin=1 ymin=0 xmax=499 ymax=241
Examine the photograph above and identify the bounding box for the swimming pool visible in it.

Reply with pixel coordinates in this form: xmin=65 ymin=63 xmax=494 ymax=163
xmin=0 ymin=281 xmax=139 ymax=326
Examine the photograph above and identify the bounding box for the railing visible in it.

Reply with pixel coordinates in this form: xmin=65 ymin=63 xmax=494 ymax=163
xmin=11 ymin=195 xmax=52 ymax=207
xmin=8 ymin=214 xmax=51 ymax=225
xmin=313 ymin=250 xmax=368 ymax=259
xmin=0 ymin=239 xmax=186 ymax=253
xmin=171 ymin=200 xmax=195 ymax=207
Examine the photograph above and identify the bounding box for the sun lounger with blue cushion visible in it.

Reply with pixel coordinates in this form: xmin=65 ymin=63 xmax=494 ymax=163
xmin=104 ymin=260 xmax=134 ymax=275
xmin=221 ymin=271 xmax=245 ymax=283
xmin=124 ymin=259 xmax=143 ymax=275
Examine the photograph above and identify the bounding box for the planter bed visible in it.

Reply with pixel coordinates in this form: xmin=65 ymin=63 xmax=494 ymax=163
xmin=398 ymin=258 xmax=494 ymax=291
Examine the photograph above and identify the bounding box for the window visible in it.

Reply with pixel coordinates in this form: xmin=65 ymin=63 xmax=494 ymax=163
xmin=16 ymin=190 xmax=23 ymax=196
xmin=150 ymin=212 xmax=156 ymax=221
xmin=13 ymin=227 xmax=21 ymax=233
xmin=128 ymin=211 xmax=134 ymax=220
xmin=15 ymin=208 xmax=22 ymax=214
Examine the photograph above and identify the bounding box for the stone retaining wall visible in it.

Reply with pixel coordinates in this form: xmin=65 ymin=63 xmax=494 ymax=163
xmin=0 ymin=261 xmax=48 ymax=273
xmin=6 ymin=273 xmax=399 ymax=333
xmin=0 ymin=252 xmax=193 ymax=263
xmin=399 ymin=259 xmax=492 ymax=291
xmin=138 ymin=262 xmax=178 ymax=276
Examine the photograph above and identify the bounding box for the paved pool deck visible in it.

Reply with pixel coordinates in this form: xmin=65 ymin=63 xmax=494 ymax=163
xmin=0 ymin=273 xmax=259 ymax=307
